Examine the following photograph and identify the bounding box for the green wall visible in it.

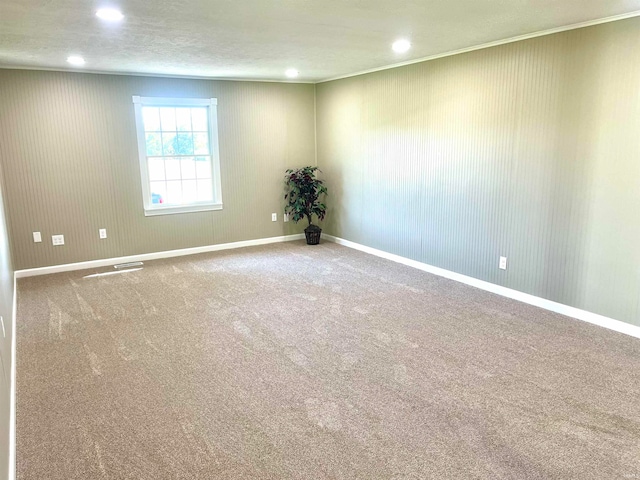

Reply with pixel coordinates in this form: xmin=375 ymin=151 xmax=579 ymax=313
xmin=0 ymin=72 xmax=315 ymax=270
xmin=316 ymin=17 xmax=640 ymax=326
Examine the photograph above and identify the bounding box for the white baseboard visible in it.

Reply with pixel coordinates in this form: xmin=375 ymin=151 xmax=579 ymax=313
xmin=15 ymin=233 xmax=305 ymax=278
xmin=323 ymin=234 xmax=640 ymax=340
xmin=9 ymin=275 xmax=16 ymax=480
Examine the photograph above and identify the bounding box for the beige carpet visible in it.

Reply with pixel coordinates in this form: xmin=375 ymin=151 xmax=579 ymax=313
xmin=16 ymin=241 xmax=640 ymax=479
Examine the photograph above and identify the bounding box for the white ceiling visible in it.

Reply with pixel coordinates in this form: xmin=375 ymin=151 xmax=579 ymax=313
xmin=1 ymin=0 xmax=640 ymax=82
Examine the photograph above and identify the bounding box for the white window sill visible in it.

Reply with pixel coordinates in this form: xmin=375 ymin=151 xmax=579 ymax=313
xmin=144 ymin=203 xmax=223 ymax=217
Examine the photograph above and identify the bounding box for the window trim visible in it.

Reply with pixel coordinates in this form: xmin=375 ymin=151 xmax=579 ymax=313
xmin=132 ymin=95 xmax=223 ymax=216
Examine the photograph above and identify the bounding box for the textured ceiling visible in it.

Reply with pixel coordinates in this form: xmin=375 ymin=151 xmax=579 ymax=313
xmin=1 ymin=0 xmax=640 ymax=82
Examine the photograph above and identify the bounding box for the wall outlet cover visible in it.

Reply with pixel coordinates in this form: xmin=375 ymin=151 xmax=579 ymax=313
xmin=271 ymin=213 xmax=277 ymax=222
xmin=33 ymin=231 xmax=42 ymax=243
xmin=284 ymin=213 xmax=290 ymax=222
xmin=99 ymin=228 xmax=107 ymax=239
xmin=499 ymin=256 xmax=507 ymax=270
xmin=52 ymin=234 xmax=65 ymax=246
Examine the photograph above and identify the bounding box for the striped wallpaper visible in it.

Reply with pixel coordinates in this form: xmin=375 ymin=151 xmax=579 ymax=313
xmin=316 ymin=17 xmax=640 ymax=326
xmin=0 ymin=72 xmax=315 ymax=270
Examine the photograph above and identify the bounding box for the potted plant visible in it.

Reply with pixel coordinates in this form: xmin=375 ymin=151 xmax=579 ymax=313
xmin=284 ymin=166 xmax=328 ymax=245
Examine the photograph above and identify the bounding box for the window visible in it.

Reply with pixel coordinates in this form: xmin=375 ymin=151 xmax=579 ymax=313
xmin=132 ymin=96 xmax=222 ymax=216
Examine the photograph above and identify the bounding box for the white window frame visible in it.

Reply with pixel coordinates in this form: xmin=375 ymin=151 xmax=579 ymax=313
xmin=132 ymin=96 xmax=223 ymax=216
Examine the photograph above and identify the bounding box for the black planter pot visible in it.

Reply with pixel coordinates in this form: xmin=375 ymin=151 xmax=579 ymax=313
xmin=304 ymin=226 xmax=322 ymax=245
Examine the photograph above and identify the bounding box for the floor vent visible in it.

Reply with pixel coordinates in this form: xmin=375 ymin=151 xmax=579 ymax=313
xmin=114 ymin=262 xmax=144 ymax=269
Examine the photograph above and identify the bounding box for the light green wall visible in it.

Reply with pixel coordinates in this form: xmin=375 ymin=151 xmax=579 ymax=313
xmin=316 ymin=18 xmax=640 ymax=326
xmin=0 ymin=71 xmax=315 ymax=270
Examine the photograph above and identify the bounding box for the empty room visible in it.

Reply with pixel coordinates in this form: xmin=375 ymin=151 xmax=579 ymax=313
xmin=1 ymin=1 xmax=640 ymax=479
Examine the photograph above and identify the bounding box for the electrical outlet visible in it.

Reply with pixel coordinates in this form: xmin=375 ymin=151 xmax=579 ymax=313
xmin=52 ymin=234 xmax=65 ymax=246
xmin=271 ymin=213 xmax=277 ymax=222
xmin=284 ymin=213 xmax=290 ymax=223
xmin=99 ymin=228 xmax=107 ymax=239
xmin=33 ymin=231 xmax=42 ymax=243
xmin=499 ymin=256 xmax=507 ymax=270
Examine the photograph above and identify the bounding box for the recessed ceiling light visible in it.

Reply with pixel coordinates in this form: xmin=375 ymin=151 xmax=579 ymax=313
xmin=67 ymin=55 xmax=86 ymax=66
xmin=96 ymin=8 xmax=124 ymax=22
xmin=392 ymin=39 xmax=411 ymax=53
xmin=285 ymin=68 xmax=299 ymax=78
